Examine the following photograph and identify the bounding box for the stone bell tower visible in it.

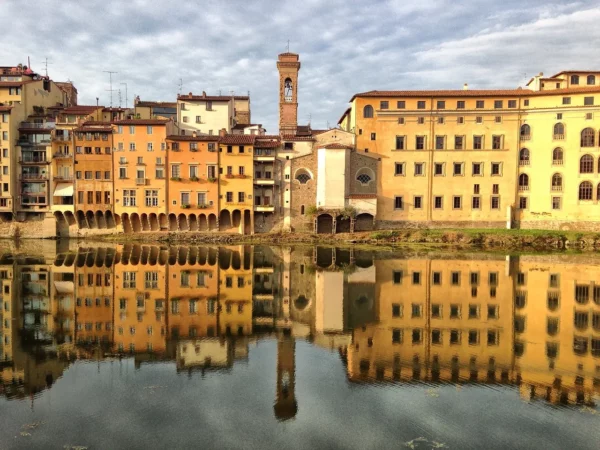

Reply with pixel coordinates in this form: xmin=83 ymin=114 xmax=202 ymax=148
xmin=277 ymin=52 xmax=301 ymax=136
xmin=273 ymin=333 xmax=297 ymax=420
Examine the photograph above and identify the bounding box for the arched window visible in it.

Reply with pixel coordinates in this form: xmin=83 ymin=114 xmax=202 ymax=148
xmin=519 ymin=148 xmax=530 ymax=165
xmin=553 ymin=123 xmax=564 ymax=139
xmin=284 ymin=78 xmax=293 ymax=102
xmin=579 ymin=181 xmax=593 ymax=200
xmin=597 ymin=183 xmax=600 ymax=201
xmin=518 ymin=173 xmax=529 ymax=191
xmin=581 ymin=128 xmax=595 ymax=147
xmin=588 ymin=75 xmax=596 ymax=85
xmin=552 ymin=147 xmax=563 ymax=165
xmin=295 ymin=169 xmax=312 ymax=184
xmin=580 ymin=154 xmax=594 ymax=173
xmin=571 ymin=75 xmax=580 ymax=85
xmin=363 ymin=105 xmax=374 ymax=118
xmin=520 ymin=124 xmax=531 ymax=140
xmin=551 ymin=173 xmax=562 ymax=191
xmin=357 ymin=174 xmax=371 ymax=185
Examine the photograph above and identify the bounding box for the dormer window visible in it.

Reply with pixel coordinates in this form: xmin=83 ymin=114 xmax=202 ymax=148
xmin=571 ymin=75 xmax=580 ymax=85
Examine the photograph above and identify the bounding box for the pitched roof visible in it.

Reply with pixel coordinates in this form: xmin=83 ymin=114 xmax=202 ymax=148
xmin=220 ymin=135 xmax=256 ymax=145
xmin=135 ymin=101 xmax=177 ymax=108
xmin=61 ymin=105 xmax=102 ymax=114
xmin=321 ymin=143 xmax=352 ymax=150
xmin=75 ymin=126 xmax=113 ymax=133
xmin=337 ymin=107 xmax=351 ymax=125
xmin=112 ymin=119 xmax=170 ymax=125
xmin=281 ymin=135 xmax=314 ymax=142
xmin=82 ymin=121 xmax=112 ymax=126
xmin=346 ymin=194 xmax=377 ymax=199
xmin=350 ymin=86 xmax=600 ymax=101
xmin=550 ymin=70 xmax=600 ymax=78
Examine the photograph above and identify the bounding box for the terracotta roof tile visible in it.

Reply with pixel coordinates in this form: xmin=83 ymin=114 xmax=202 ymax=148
xmin=62 ymin=105 xmax=102 ymax=114
xmin=112 ymin=119 xmax=170 ymax=125
xmin=220 ymin=135 xmax=256 ymax=145
xmin=281 ymin=135 xmax=315 ymax=141
xmin=0 ymin=106 xmax=12 ymax=112
xmin=346 ymin=194 xmax=377 ymax=199
xmin=177 ymin=94 xmax=249 ymax=101
xmin=83 ymin=121 xmax=112 ymax=126
xmin=136 ymin=101 xmax=177 ymax=108
xmin=350 ymin=86 xmax=600 ymax=101
xmin=75 ymin=126 xmax=113 ymax=133
xmin=321 ymin=143 xmax=353 ymax=149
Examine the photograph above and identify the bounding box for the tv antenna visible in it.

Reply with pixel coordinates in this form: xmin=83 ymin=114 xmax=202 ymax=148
xmin=103 ymin=70 xmax=118 ymax=107
xmin=178 ymin=78 xmax=183 ymax=95
xmin=120 ymin=82 xmax=128 ymax=108
xmin=43 ymin=57 xmax=52 ymax=77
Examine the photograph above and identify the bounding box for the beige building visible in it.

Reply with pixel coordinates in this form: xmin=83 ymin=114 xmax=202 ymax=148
xmin=177 ymin=92 xmax=250 ymax=136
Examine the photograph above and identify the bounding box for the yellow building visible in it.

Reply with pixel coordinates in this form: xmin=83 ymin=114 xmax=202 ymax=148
xmin=218 ymin=135 xmax=255 ymax=234
xmin=342 ymin=70 xmax=600 ymax=230
xmin=218 ymin=246 xmax=253 ymax=336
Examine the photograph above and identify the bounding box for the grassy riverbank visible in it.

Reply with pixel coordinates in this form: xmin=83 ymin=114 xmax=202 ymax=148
xmin=85 ymin=227 xmax=600 ymax=251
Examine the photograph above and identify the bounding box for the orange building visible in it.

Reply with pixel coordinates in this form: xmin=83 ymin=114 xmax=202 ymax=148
xmin=167 ymin=246 xmax=220 ymax=340
xmin=74 ymin=264 xmax=114 ymax=346
xmin=113 ymin=245 xmax=168 ymax=354
xmin=112 ymin=119 xmax=172 ymax=232
xmin=73 ymin=122 xmax=115 ymax=230
xmin=165 ymin=134 xmax=220 ymax=232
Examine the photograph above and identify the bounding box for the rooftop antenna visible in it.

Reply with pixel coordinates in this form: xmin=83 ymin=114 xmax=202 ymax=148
xmin=120 ymin=82 xmax=128 ymax=108
xmin=43 ymin=57 xmax=51 ymax=77
xmin=103 ymin=70 xmax=118 ymax=107
xmin=286 ymin=40 xmax=290 ymax=52
xmin=118 ymin=89 xmax=122 ymax=108
xmin=178 ymin=78 xmax=183 ymax=95
xmin=218 ymin=90 xmax=222 ymax=96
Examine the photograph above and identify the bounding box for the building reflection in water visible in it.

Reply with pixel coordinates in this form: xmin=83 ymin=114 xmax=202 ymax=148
xmin=0 ymin=245 xmax=599 ymax=415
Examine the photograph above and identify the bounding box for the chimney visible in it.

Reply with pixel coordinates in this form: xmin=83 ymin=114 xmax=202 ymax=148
xmin=463 ymin=83 xmax=469 ymax=90
xmin=134 ymin=95 xmax=140 ymax=105
xmin=192 ymin=131 xmax=197 ymax=138
xmin=202 ymin=91 xmax=206 ymax=97
xmin=219 ymin=128 xmax=227 ymax=137
xmin=539 ymin=72 xmax=544 ymax=77
xmin=188 ymin=92 xmax=192 ymax=97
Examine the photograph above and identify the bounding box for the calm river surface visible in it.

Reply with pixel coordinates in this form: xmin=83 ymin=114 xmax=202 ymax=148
xmin=0 ymin=243 xmax=599 ymax=449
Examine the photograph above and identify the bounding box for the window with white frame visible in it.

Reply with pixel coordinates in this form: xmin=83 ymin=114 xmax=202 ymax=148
xmin=123 ymin=189 xmax=136 ymax=207
xmin=145 ymin=190 xmax=158 ymax=207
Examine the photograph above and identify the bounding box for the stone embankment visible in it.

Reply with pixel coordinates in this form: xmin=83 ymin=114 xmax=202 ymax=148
xmin=86 ymin=228 xmax=600 ymax=251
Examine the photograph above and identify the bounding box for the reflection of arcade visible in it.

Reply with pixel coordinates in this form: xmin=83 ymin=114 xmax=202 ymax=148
xmin=1 ymin=246 xmax=599 ymax=413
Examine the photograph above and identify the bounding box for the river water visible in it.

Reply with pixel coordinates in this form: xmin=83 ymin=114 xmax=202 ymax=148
xmin=0 ymin=243 xmax=599 ymax=449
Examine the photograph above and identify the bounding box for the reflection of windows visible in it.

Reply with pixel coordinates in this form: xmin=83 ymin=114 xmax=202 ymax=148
xmin=123 ymin=272 xmax=136 ymax=289
xmin=547 ymin=292 xmax=560 ymax=311
xmin=547 ymin=317 xmax=559 ymax=336
xmin=392 ymin=303 xmax=402 ymax=317
xmin=575 ymin=284 xmax=589 ymax=304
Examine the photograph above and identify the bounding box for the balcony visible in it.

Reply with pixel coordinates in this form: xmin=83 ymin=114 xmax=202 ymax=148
xmin=520 ymin=135 xmax=531 ymax=141
xmin=254 ymin=205 xmax=275 ymax=212
xmin=254 ymin=155 xmax=275 ymax=162
xmin=20 ymin=173 xmax=48 ymax=180
xmin=53 ymin=152 xmax=72 ymax=159
xmin=518 ymin=185 xmax=529 ymax=192
xmin=19 ymin=156 xmax=50 ymax=165
xmin=19 ymin=121 xmax=55 ymax=130
xmin=519 ymin=160 xmax=529 ymax=166
xmin=17 ymin=138 xmax=51 ymax=147
xmin=553 ymin=134 xmax=565 ymax=140
xmin=53 ymin=174 xmax=74 ymax=182
xmin=135 ymin=178 xmax=148 ymax=186
xmin=254 ymin=176 xmax=275 ymax=185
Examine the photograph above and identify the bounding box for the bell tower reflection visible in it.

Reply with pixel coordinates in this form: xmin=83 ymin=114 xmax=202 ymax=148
xmin=274 ymin=331 xmax=297 ymax=420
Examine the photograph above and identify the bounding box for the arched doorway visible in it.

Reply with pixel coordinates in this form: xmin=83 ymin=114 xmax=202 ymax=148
xmin=208 ymin=214 xmax=217 ymax=231
xmin=188 ymin=214 xmax=198 ymax=231
xmin=336 ymin=216 xmax=351 ymax=233
xmin=168 ymin=214 xmax=178 ymax=231
xmin=354 ymin=213 xmax=374 ymax=231
xmin=131 ymin=213 xmax=142 ymax=232
xmin=219 ymin=210 xmax=232 ymax=230
xmin=316 ymin=214 xmax=334 ymax=234
xmin=198 ymin=214 xmax=208 ymax=231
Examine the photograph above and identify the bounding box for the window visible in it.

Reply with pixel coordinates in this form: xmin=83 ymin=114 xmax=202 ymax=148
xmin=520 ymin=124 xmax=531 ymax=140
xmin=457 ymin=116 xmax=464 ymax=124
xmin=519 ymin=197 xmax=528 ymax=209
xmin=412 ymin=272 xmax=421 ymax=285
xmin=491 ymin=196 xmax=500 ymax=209
xmin=412 ymin=304 xmax=422 ymax=318
xmin=579 ymin=181 xmax=593 ymax=200
xmin=435 ymin=136 xmax=445 ymax=149
xmin=468 ymin=304 xmax=479 ymax=318
xmin=417 ymin=101 xmax=426 ymax=109
xmin=123 ymin=189 xmax=136 ymax=207
xmin=571 ymin=75 xmax=580 ymax=85
xmin=434 ymin=163 xmax=444 ymax=176
xmin=432 ymin=273 xmax=442 ymax=285
xmin=472 ymin=162 xmax=482 ymax=176
xmin=197 ymin=192 xmax=206 ymax=206
xmin=363 ymin=105 xmax=373 ymax=118
xmin=397 ymin=101 xmax=405 ymax=109
xmin=584 ymin=96 xmax=594 ymax=106
xmin=476 ymin=100 xmax=484 ymax=109
xmin=238 ymin=192 xmax=245 ymax=203
xmin=416 ymin=136 xmax=425 ymax=150
xmin=518 ymin=173 xmax=529 ymax=191
xmin=553 ymin=196 xmax=563 ymax=210
xmin=295 ymin=170 xmax=311 ymax=184
xmin=453 ymin=162 xmax=463 ymax=176
xmin=395 ymin=136 xmax=405 ymax=150
xmin=85 ymin=171 xmax=92 ymax=179
xmin=104 ymin=171 xmax=110 ymax=179
xmin=581 ymin=128 xmax=595 ymax=147
xmin=491 ymin=162 xmax=502 ymax=176
xmin=454 ymin=135 xmax=464 ymax=149
xmin=494 ymin=100 xmax=503 ymax=109
xmin=394 ymin=162 xmax=405 ymax=176
xmin=392 ymin=329 xmax=402 ymax=344
xmin=551 ymin=173 xmax=562 ymax=191
xmin=476 ymin=116 xmax=483 ymax=124
xmin=473 ymin=136 xmax=483 ymax=149
xmin=189 ymin=165 xmax=199 ymax=178
xmin=437 ymin=100 xmax=445 ymax=109
xmin=474 ymin=184 xmax=480 ymax=194
xmin=414 ymin=163 xmax=424 ymax=176
xmin=380 ymin=101 xmax=389 ymax=109
xmin=129 ymin=142 xmax=136 ymax=151
xmin=588 ymin=75 xmax=596 ymax=85
xmin=552 ymin=147 xmax=564 ymax=165
xmin=393 ymin=271 xmax=403 ymax=284
xmin=508 ymin=100 xmax=517 ymax=108
xmin=145 ymin=190 xmax=158 ymax=207
xmin=492 ymin=135 xmax=502 ymax=149
xmin=226 ymin=192 xmax=233 ymax=202
xmin=580 ymin=154 xmax=594 ymax=173
xmin=472 ymin=196 xmax=481 ymax=209
xmin=452 ymin=196 xmax=462 ymax=209
xmin=398 ymin=117 xmax=405 ymax=124
xmin=413 ymin=196 xmax=422 ymax=209
xmin=434 ymin=196 xmax=443 ymax=209
xmin=171 ymin=164 xmax=181 ymax=178
xmin=494 ymin=116 xmax=502 ymax=124
xmin=370 ymin=132 xmax=376 ymax=140
xmin=391 ymin=302 xmax=402 ymax=317
xmin=457 ymin=100 xmax=465 ymax=109
xmin=519 ymin=148 xmax=530 ymax=165
xmin=394 ymin=196 xmax=403 ymax=210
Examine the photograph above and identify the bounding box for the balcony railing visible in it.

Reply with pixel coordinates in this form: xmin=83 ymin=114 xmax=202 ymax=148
xmin=552 ymin=159 xmax=564 ymax=166
xmin=19 ymin=156 xmax=49 ymax=164
xmin=551 ymin=185 xmax=563 ymax=191
xmin=519 ymin=160 xmax=530 ymax=166
xmin=53 ymin=174 xmax=74 ymax=181
xmin=135 ymin=178 xmax=147 ymax=186
xmin=520 ymin=135 xmax=531 ymax=141
xmin=518 ymin=185 xmax=529 ymax=192
xmin=53 ymin=153 xmax=72 ymax=159
xmin=19 ymin=121 xmax=55 ymax=130
xmin=20 ymin=173 xmax=48 ymax=180
xmin=553 ymin=134 xmax=565 ymax=140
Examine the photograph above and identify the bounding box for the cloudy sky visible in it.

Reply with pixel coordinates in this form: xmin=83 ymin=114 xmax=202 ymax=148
xmin=2 ymin=0 xmax=600 ymax=132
